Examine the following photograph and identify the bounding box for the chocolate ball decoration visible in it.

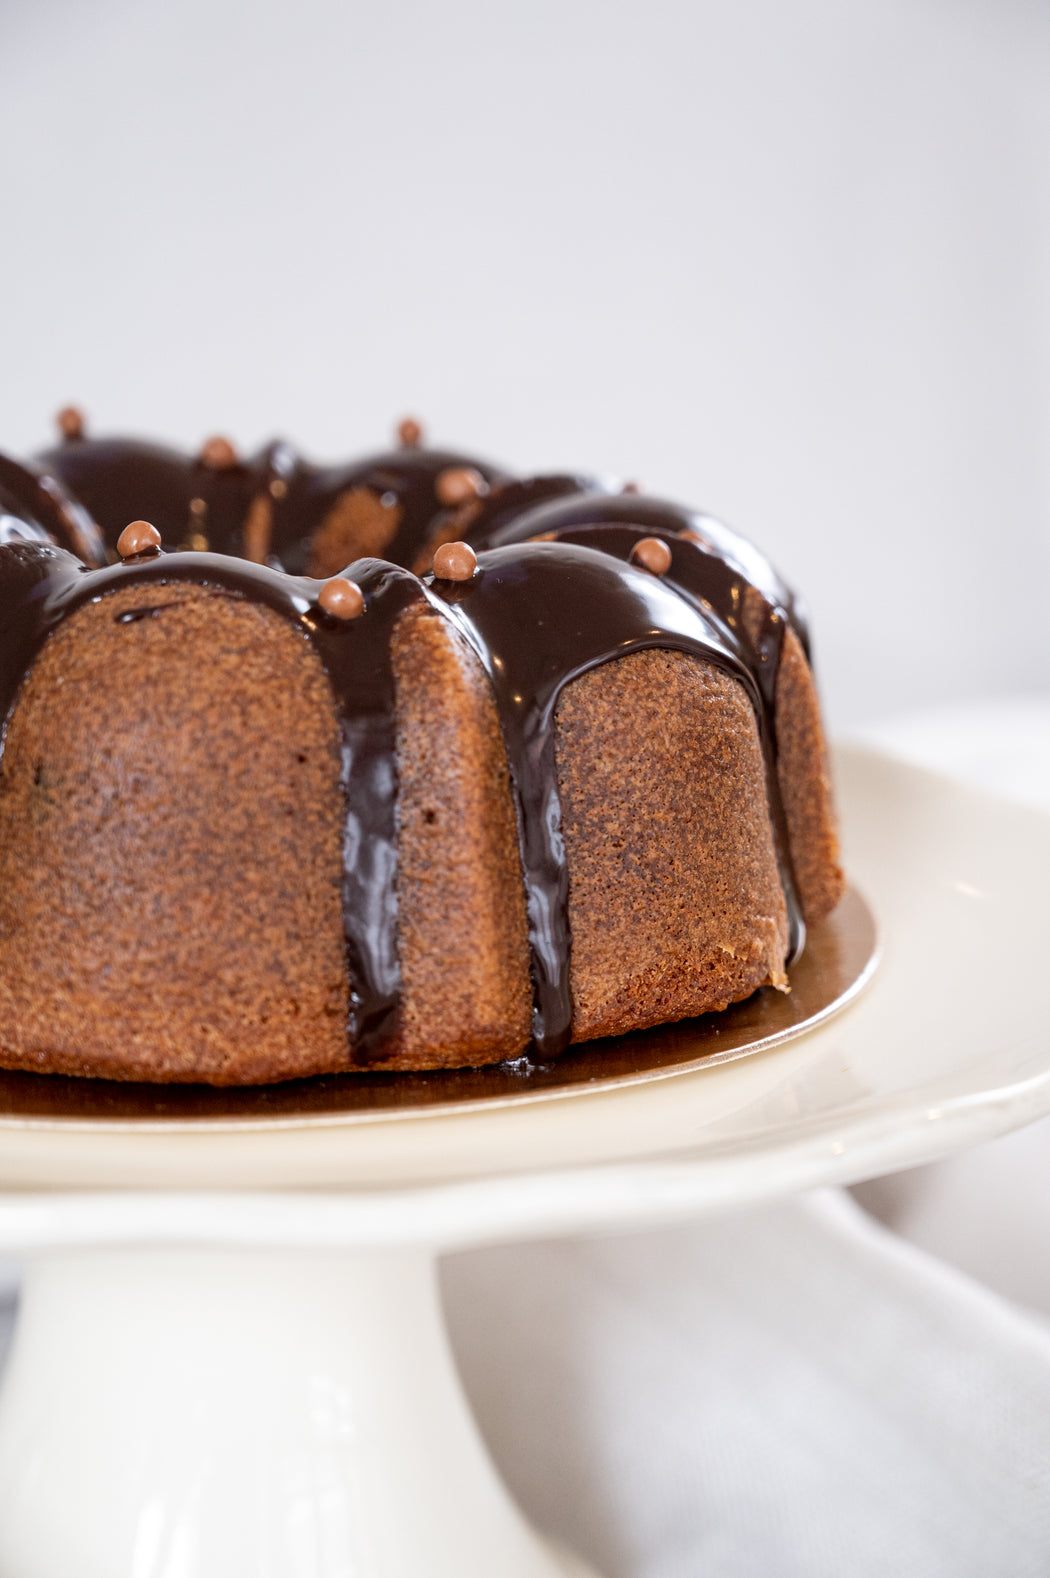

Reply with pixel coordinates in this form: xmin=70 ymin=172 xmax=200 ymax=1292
xmin=117 ymin=520 xmax=162 ymax=560
xmin=56 ymin=406 xmax=85 ymax=441
xmin=629 ymin=536 xmax=672 ymax=576
xmin=432 ymin=541 xmax=478 ymax=581
xmin=199 ymin=436 xmax=239 ymax=471
xmin=319 ymin=577 xmax=365 ymax=620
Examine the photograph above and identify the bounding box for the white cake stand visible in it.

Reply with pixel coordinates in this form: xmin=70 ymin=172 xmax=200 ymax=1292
xmin=0 ymin=744 xmax=1047 ymax=1578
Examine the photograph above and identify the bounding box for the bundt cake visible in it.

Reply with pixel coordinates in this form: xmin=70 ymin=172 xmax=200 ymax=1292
xmin=0 ymin=411 xmax=844 ymax=1084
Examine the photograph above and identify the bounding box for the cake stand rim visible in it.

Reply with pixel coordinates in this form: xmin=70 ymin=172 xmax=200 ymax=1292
xmin=0 ymin=1056 xmax=1046 ymax=1254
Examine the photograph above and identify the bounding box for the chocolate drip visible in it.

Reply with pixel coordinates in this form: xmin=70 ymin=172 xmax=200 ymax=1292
xmin=318 ymin=559 xmax=426 ymax=1055
xmin=0 ymin=452 xmax=105 ymax=567
xmin=0 ymin=544 xmax=424 ymax=1060
xmin=515 ymin=523 xmax=806 ymax=965
xmin=428 ymin=542 xmax=791 ymax=1058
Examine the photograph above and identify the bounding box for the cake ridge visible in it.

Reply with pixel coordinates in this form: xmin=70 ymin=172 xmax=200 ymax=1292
xmin=426 ymin=539 xmax=804 ymax=1058
xmin=0 ymin=542 xmax=427 ymax=1060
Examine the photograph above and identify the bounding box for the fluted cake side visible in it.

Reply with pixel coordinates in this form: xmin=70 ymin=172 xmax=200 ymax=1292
xmin=0 ymin=417 xmax=845 ymax=1083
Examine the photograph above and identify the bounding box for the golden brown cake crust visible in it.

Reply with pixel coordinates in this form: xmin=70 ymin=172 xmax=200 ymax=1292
xmin=774 ymin=626 xmax=845 ymax=925
xmin=0 ymin=582 xmax=350 ymax=1083
xmin=555 ymin=648 xmax=789 ymax=1043
xmin=373 ymin=605 xmax=532 ymax=1070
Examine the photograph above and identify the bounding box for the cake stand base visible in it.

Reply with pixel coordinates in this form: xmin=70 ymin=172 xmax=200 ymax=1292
xmin=0 ymin=1245 xmax=598 ymax=1578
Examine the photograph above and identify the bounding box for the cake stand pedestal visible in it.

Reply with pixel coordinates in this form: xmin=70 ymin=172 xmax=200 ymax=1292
xmin=0 ymin=1242 xmax=590 ymax=1578
xmin=0 ymin=747 xmax=1047 ymax=1578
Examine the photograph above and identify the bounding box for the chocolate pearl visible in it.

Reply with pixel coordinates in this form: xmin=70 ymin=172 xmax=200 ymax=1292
xmin=435 ymin=467 xmax=486 ymax=508
xmin=199 ymin=435 xmax=238 ymax=470
xmin=432 ymin=541 xmax=477 ymax=581
xmin=56 ymin=406 xmax=85 ymax=441
xmin=319 ymin=577 xmax=365 ymax=620
xmin=630 ymin=536 xmax=672 ymax=576
xmin=622 ymin=480 xmax=641 ymax=494
xmin=117 ymin=520 xmax=162 ymax=560
xmin=397 ymin=416 xmax=424 ymax=448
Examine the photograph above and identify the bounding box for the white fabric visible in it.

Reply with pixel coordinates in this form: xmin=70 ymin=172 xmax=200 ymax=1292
xmin=0 ymin=699 xmax=1048 ymax=1571
xmin=443 ymin=1191 xmax=1050 ymax=1577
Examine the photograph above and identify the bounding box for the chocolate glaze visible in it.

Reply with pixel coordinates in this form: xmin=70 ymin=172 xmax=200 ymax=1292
xmin=448 ymin=473 xmax=600 ymax=545
xmin=500 ymin=523 xmax=805 ymax=962
xmin=0 ymin=451 xmax=105 ymax=567
xmin=469 ymin=488 xmax=810 ymax=657
xmin=266 ymin=447 xmax=512 ymax=575
xmin=3 ymin=430 xmax=813 ymax=1066
xmin=38 ymin=434 xmax=509 ymax=575
xmin=37 ymin=436 xmax=267 ymax=559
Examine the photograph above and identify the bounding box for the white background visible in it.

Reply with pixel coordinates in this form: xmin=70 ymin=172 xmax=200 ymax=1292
xmin=1 ymin=0 xmax=1048 ymax=727
xmin=3 ymin=13 xmax=1050 ymax=1564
